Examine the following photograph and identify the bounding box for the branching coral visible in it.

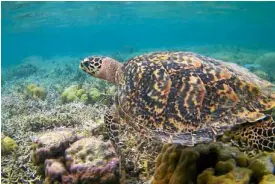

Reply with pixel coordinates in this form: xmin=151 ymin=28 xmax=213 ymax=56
xmin=1 ymin=133 xmax=42 ymax=184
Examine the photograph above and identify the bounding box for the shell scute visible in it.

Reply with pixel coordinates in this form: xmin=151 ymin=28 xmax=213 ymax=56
xmin=118 ymin=51 xmax=275 ymax=143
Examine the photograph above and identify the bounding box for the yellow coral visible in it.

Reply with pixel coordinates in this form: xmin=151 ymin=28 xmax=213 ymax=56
xmin=1 ymin=136 xmax=18 ymax=155
xmin=61 ymin=85 xmax=99 ymax=104
xmin=89 ymin=87 xmax=101 ymax=101
xmin=152 ymin=143 xmax=274 ymax=184
xmin=26 ymin=84 xmax=46 ymax=100
xmin=259 ymin=174 xmax=275 ymax=184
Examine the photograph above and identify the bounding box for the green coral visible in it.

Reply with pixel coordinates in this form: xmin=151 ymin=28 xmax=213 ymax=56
xmin=1 ymin=136 xmax=18 ymax=156
xmin=26 ymin=84 xmax=47 ymax=100
xmin=248 ymin=153 xmax=275 ymax=181
xmin=152 ymin=143 xmax=275 ymax=184
xmin=197 ymin=167 xmax=251 ymax=184
xmin=61 ymin=85 xmax=102 ymax=104
xmin=259 ymin=174 xmax=275 ymax=184
xmin=89 ymin=87 xmax=101 ymax=101
xmin=61 ymin=85 xmax=79 ymax=103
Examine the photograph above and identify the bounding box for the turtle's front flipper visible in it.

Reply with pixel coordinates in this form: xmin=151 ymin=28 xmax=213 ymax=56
xmin=104 ymin=105 xmax=126 ymax=183
xmin=224 ymin=115 xmax=275 ymax=153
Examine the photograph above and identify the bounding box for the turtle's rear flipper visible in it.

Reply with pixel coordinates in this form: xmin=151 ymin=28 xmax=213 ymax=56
xmin=225 ymin=115 xmax=275 ymax=152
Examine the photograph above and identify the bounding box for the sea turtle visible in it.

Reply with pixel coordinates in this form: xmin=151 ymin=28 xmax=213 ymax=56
xmin=80 ymin=51 xmax=275 ymax=181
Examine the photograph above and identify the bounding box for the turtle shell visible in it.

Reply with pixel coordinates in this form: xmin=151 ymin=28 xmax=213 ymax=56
xmin=115 ymin=51 xmax=275 ymax=144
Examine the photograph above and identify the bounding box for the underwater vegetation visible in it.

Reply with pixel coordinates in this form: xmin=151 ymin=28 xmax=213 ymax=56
xmin=1 ymin=45 xmax=275 ymax=184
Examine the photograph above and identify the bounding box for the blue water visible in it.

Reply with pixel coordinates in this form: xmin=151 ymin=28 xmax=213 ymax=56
xmin=2 ymin=2 xmax=275 ymax=68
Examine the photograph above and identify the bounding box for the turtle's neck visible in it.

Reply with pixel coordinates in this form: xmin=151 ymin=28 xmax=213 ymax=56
xmin=97 ymin=57 xmax=122 ymax=85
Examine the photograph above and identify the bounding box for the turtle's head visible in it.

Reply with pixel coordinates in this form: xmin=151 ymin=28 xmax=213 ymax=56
xmin=80 ymin=56 xmax=122 ymax=85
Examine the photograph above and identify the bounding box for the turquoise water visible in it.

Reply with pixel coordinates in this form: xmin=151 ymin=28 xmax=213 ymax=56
xmin=2 ymin=2 xmax=275 ymax=183
xmin=2 ymin=2 xmax=275 ymax=68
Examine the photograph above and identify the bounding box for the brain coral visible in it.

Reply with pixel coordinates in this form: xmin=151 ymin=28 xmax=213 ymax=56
xmin=63 ymin=137 xmax=120 ymax=184
xmin=32 ymin=129 xmax=80 ymax=165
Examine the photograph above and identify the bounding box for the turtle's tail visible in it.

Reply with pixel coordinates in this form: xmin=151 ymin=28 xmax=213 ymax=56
xmin=225 ymin=115 xmax=275 ymax=152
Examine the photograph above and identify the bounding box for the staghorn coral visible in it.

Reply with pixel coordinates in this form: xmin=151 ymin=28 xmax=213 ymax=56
xmin=2 ymin=94 xmax=107 ymax=137
xmin=152 ymin=142 xmax=275 ymax=184
xmin=1 ymin=55 xmax=112 ymax=184
xmin=1 ymin=132 xmax=42 ymax=184
xmin=31 ymin=129 xmax=81 ymax=165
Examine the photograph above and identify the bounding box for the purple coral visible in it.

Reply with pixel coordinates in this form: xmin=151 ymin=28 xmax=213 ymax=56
xmin=31 ymin=129 xmax=81 ymax=165
xmin=64 ymin=137 xmax=120 ymax=184
xmin=45 ymin=158 xmax=68 ymax=182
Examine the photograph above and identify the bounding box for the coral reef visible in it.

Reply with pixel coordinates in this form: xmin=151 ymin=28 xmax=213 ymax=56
xmin=259 ymin=174 xmax=275 ymax=184
xmin=255 ymin=52 xmax=275 ymax=72
xmin=2 ymin=49 xmax=275 ymax=184
xmin=252 ymin=70 xmax=270 ymax=81
xmin=31 ymin=129 xmax=81 ymax=165
xmin=61 ymin=85 xmax=87 ymax=103
xmin=1 ymin=55 xmax=111 ymax=184
xmin=6 ymin=63 xmax=38 ymax=79
xmin=61 ymin=85 xmax=104 ymax=104
xmin=45 ymin=158 xmax=68 ymax=183
xmin=63 ymin=137 xmax=120 ymax=184
xmin=255 ymin=52 xmax=275 ymax=82
xmin=32 ymin=135 xmax=120 ymax=184
xmin=1 ymin=133 xmax=43 ymax=183
xmin=89 ymin=87 xmax=101 ymax=101
xmin=1 ymin=134 xmax=18 ymax=156
xmin=152 ymin=142 xmax=275 ymax=184
xmin=26 ymin=83 xmax=47 ymax=100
